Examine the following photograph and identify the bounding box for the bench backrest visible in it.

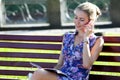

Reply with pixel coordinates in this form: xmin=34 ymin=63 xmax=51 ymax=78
xmin=0 ymin=34 xmax=120 ymax=80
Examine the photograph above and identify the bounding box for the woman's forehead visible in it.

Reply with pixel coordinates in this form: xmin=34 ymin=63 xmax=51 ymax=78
xmin=74 ymin=10 xmax=89 ymax=18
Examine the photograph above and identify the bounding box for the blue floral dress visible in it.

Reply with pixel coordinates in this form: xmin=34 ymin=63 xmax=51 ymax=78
xmin=57 ymin=32 xmax=97 ymax=80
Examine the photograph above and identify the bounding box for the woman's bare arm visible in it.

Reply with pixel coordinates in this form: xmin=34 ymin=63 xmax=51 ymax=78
xmin=82 ymin=37 xmax=104 ymax=69
xmin=54 ymin=46 xmax=64 ymax=69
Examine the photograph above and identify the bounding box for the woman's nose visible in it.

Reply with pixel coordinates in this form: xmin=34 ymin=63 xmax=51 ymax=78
xmin=75 ymin=19 xmax=80 ymax=23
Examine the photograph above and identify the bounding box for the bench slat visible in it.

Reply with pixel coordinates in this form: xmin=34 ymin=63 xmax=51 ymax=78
xmin=1 ymin=35 xmax=120 ymax=43
xmin=104 ymin=37 xmax=120 ymax=43
xmin=102 ymin=46 xmax=120 ymax=53
xmin=0 ymin=35 xmax=63 ymax=42
xmin=0 ymin=61 xmax=120 ymax=72
xmin=0 ymin=42 xmax=61 ymax=50
xmin=0 ymin=42 xmax=120 ymax=52
xmin=1 ymin=60 xmax=120 ymax=73
xmin=97 ymin=56 xmax=120 ymax=62
xmin=0 ymin=52 xmax=59 ymax=59
xmin=0 ymin=61 xmax=56 ymax=68
xmin=92 ymin=66 xmax=120 ymax=72
xmin=0 ymin=70 xmax=33 ymax=76
xmin=0 ymin=61 xmax=119 ymax=72
xmin=89 ymin=75 xmax=120 ymax=80
xmin=1 ymin=52 xmax=120 ymax=62
xmin=0 ymin=70 xmax=120 ymax=79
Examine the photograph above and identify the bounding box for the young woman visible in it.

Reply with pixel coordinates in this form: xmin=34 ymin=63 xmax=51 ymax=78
xmin=30 ymin=2 xmax=104 ymax=80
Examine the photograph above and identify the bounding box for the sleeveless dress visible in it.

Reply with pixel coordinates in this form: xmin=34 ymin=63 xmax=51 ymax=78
xmin=57 ymin=32 xmax=98 ymax=80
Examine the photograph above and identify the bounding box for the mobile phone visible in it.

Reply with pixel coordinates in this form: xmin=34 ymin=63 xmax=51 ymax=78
xmin=84 ymin=20 xmax=94 ymax=30
xmin=84 ymin=20 xmax=91 ymax=26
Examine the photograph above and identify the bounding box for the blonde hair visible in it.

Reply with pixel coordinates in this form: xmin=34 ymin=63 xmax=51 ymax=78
xmin=74 ymin=2 xmax=101 ymax=20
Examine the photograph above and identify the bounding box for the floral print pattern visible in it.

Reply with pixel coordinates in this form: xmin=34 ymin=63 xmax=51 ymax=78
xmin=58 ymin=32 xmax=97 ymax=80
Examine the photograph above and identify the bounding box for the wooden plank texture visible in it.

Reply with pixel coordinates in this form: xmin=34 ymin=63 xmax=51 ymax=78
xmin=0 ymin=35 xmax=120 ymax=80
xmin=0 ymin=61 xmax=56 ymax=68
xmin=89 ymin=75 xmax=120 ymax=80
xmin=0 ymin=52 xmax=59 ymax=59
xmin=0 ymin=42 xmax=61 ymax=50
xmin=0 ymin=35 xmax=63 ymax=42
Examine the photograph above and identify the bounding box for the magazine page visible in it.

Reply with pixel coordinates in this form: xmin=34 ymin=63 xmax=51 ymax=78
xmin=30 ymin=62 xmax=67 ymax=77
xmin=44 ymin=68 xmax=67 ymax=77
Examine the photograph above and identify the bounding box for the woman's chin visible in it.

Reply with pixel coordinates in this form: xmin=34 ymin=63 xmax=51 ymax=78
xmin=76 ymin=27 xmax=83 ymax=31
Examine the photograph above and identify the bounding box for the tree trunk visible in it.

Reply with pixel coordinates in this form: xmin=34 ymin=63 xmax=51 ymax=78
xmin=109 ymin=0 xmax=120 ymax=26
xmin=46 ymin=0 xmax=61 ymax=28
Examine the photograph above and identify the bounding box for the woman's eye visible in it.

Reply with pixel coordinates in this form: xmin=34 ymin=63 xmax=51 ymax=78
xmin=80 ymin=19 xmax=84 ymax=21
xmin=74 ymin=16 xmax=78 ymax=19
xmin=74 ymin=16 xmax=85 ymax=22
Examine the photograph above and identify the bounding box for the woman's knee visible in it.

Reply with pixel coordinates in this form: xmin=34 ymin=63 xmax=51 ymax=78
xmin=30 ymin=69 xmax=45 ymax=80
xmin=30 ymin=69 xmax=58 ymax=80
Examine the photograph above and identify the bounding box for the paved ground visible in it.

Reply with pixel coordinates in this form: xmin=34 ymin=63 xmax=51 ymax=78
xmin=0 ymin=27 xmax=120 ymax=35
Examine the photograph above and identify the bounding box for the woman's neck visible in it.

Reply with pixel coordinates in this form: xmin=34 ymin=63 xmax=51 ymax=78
xmin=77 ymin=30 xmax=84 ymax=38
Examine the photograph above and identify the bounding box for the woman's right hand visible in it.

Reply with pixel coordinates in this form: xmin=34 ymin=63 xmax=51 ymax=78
xmin=83 ymin=20 xmax=94 ymax=38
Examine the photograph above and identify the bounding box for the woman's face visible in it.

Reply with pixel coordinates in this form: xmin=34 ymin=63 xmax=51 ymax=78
xmin=74 ymin=10 xmax=90 ymax=31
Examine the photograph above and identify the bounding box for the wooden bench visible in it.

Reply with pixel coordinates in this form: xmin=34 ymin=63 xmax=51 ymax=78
xmin=0 ymin=34 xmax=120 ymax=80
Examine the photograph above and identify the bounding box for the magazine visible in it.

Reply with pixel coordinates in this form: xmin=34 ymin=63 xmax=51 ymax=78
xmin=30 ymin=62 xmax=68 ymax=77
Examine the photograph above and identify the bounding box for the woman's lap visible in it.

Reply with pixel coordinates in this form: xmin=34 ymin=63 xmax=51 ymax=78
xmin=57 ymin=75 xmax=86 ymax=80
xmin=57 ymin=75 xmax=72 ymax=80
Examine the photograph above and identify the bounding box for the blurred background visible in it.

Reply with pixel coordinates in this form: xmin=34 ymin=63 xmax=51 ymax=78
xmin=0 ymin=0 xmax=120 ymax=34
